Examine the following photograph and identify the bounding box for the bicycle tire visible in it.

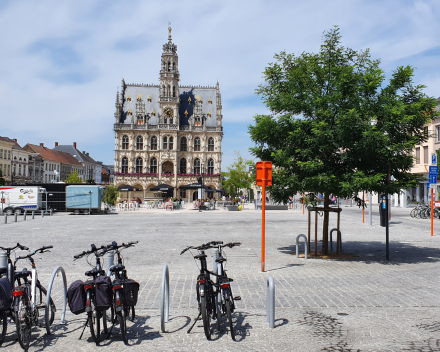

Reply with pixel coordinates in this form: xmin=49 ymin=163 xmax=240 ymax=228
xmin=225 ymin=299 xmax=235 ymax=341
xmin=200 ymin=296 xmax=211 ymax=340
xmin=88 ymin=310 xmax=101 ymax=345
xmin=410 ymin=208 xmax=417 ymax=218
xmin=35 ymin=283 xmax=56 ymax=326
xmin=118 ymin=309 xmax=129 ymax=345
xmin=15 ymin=294 xmax=32 ymax=350
xmin=0 ymin=312 xmax=7 ymax=346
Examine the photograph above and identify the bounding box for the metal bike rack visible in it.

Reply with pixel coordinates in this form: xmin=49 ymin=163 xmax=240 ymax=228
xmin=45 ymin=266 xmax=68 ymax=335
xmin=296 ymin=234 xmax=308 ymax=259
xmin=330 ymin=228 xmax=342 ymax=252
xmin=267 ymin=277 xmax=275 ymax=328
xmin=160 ymin=264 xmax=170 ymax=332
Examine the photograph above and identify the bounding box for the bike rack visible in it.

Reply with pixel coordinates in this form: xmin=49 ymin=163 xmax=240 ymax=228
xmin=267 ymin=277 xmax=275 ymax=328
xmin=329 ymin=228 xmax=342 ymax=252
xmin=296 ymin=234 xmax=308 ymax=259
xmin=45 ymin=266 xmax=67 ymax=335
xmin=160 ymin=264 xmax=170 ymax=333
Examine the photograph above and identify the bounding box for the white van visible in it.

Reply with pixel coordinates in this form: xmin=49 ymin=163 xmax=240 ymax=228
xmin=0 ymin=186 xmax=46 ymax=215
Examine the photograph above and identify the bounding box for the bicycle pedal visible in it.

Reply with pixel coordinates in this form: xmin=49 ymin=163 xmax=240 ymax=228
xmin=233 ymin=296 xmax=241 ymax=301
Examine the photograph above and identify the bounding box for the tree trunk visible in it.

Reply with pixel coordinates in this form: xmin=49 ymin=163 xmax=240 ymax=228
xmin=322 ymin=194 xmax=330 ymax=254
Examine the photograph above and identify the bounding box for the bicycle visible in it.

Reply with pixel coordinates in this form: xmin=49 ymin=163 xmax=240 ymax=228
xmin=104 ymin=241 xmax=139 ymax=345
xmin=12 ymin=245 xmax=55 ymax=350
xmin=181 ymin=241 xmax=223 ymax=340
xmin=73 ymin=244 xmax=110 ymax=346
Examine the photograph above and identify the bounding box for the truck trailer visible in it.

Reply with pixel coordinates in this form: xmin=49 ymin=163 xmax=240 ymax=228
xmin=0 ymin=186 xmax=46 ymax=215
xmin=66 ymin=185 xmax=104 ymax=214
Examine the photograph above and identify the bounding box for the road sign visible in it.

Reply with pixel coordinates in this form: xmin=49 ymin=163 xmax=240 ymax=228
xmin=256 ymin=161 xmax=272 ymax=186
xmin=429 ymin=166 xmax=438 ymax=175
xmin=432 ymin=153 xmax=437 ymax=166
xmin=427 ymin=183 xmax=430 ymax=189
xmin=430 ymin=175 xmax=437 ymax=184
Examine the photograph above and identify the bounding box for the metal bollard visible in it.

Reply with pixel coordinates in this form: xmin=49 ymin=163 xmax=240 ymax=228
xmin=32 ymin=211 xmax=35 ymax=219
xmin=160 ymin=264 xmax=170 ymax=332
xmin=41 ymin=211 xmax=44 ymax=218
xmin=105 ymin=250 xmax=114 ymax=276
xmin=15 ymin=213 xmax=17 ymax=222
xmin=50 ymin=209 xmax=53 ymax=216
xmin=4 ymin=215 xmax=7 ymax=224
xmin=267 ymin=277 xmax=275 ymax=328
xmin=296 ymin=234 xmax=308 ymax=259
xmin=24 ymin=210 xmax=27 ymax=221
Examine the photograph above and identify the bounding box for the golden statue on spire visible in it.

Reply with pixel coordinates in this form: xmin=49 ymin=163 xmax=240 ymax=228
xmin=168 ymin=22 xmax=172 ymax=40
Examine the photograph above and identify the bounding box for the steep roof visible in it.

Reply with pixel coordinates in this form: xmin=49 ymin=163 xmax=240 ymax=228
xmin=0 ymin=136 xmax=26 ymax=152
xmin=53 ymin=145 xmax=96 ymax=164
xmin=23 ymin=144 xmax=81 ymax=166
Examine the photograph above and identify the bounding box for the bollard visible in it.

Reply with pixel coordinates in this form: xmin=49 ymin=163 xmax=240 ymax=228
xmin=330 ymin=228 xmax=342 ymax=252
xmin=105 ymin=250 xmax=114 ymax=276
xmin=32 ymin=211 xmax=35 ymax=219
xmin=4 ymin=215 xmax=7 ymax=224
xmin=50 ymin=209 xmax=53 ymax=216
xmin=0 ymin=251 xmax=7 ymax=270
xmin=160 ymin=264 xmax=170 ymax=332
xmin=24 ymin=210 xmax=27 ymax=221
xmin=267 ymin=277 xmax=275 ymax=328
xmin=15 ymin=213 xmax=17 ymax=222
xmin=42 ymin=211 xmax=44 ymax=218
xmin=296 ymin=234 xmax=308 ymax=259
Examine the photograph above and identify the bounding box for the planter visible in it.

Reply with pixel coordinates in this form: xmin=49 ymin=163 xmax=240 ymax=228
xmin=227 ymin=205 xmax=239 ymax=211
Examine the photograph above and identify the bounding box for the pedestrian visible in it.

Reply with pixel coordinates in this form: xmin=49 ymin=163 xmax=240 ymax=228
xmin=288 ymin=196 xmax=293 ymax=209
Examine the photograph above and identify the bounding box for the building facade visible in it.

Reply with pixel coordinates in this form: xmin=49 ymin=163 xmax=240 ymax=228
xmin=113 ymin=26 xmax=223 ymax=200
xmin=0 ymin=137 xmax=13 ymax=185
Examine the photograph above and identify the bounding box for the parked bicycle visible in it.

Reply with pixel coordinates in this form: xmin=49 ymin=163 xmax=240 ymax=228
xmin=12 ymin=245 xmax=55 ymax=350
xmin=410 ymin=203 xmax=439 ymax=219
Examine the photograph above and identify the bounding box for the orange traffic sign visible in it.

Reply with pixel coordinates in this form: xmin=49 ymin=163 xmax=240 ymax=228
xmin=256 ymin=161 xmax=272 ymax=186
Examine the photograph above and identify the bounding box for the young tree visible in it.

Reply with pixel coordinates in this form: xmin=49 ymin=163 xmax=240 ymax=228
xmin=0 ymin=168 xmax=5 ymax=186
xmin=65 ymin=170 xmax=82 ymax=184
xmin=221 ymin=151 xmax=255 ymax=199
xmin=249 ymin=26 xmax=439 ymax=254
xmin=102 ymin=185 xmax=120 ymax=206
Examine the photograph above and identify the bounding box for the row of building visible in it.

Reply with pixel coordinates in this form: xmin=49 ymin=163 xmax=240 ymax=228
xmin=0 ymin=138 xmax=114 ymax=185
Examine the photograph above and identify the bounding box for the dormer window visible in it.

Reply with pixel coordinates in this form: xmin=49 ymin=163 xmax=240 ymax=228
xmin=195 ymin=116 xmax=201 ymax=126
xmin=207 ymin=111 xmax=211 ymax=118
xmin=137 ymin=94 xmax=142 ymax=102
xmin=147 ymin=95 xmax=152 ymax=102
xmin=188 ymin=97 xmax=192 ymax=104
xmin=151 ymin=109 xmax=155 ymax=116
xmin=128 ymin=109 xmax=132 ymax=116
xmin=127 ymin=95 xmax=131 ymax=102
xmin=208 ymin=97 xmax=212 ymax=104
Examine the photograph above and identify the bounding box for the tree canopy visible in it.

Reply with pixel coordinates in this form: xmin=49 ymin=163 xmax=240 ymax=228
xmin=0 ymin=168 xmax=5 ymax=186
xmin=102 ymin=185 xmax=120 ymax=206
xmin=65 ymin=170 xmax=82 ymax=184
xmin=248 ymin=26 xmax=439 ymax=253
xmin=221 ymin=151 xmax=254 ymax=199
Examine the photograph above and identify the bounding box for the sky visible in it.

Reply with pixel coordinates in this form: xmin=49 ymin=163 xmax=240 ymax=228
xmin=0 ymin=0 xmax=439 ymax=169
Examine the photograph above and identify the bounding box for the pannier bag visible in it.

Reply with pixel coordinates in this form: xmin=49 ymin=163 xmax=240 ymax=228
xmin=0 ymin=278 xmax=13 ymax=311
xmin=123 ymin=279 xmax=140 ymax=306
xmin=94 ymin=276 xmax=113 ymax=310
xmin=67 ymin=280 xmax=86 ymax=315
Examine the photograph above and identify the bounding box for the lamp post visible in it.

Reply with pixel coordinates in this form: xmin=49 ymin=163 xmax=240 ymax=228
xmin=201 ymin=163 xmax=205 ymax=200
xmin=248 ymin=165 xmax=255 ymax=203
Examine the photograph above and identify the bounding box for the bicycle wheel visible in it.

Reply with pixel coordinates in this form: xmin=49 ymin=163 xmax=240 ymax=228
xmin=200 ymin=296 xmax=211 ymax=340
xmin=117 ymin=309 xmax=129 ymax=345
xmin=88 ymin=310 xmax=101 ymax=345
xmin=15 ymin=295 xmax=32 ymax=350
xmin=225 ymin=299 xmax=235 ymax=341
xmin=0 ymin=312 xmax=7 ymax=346
xmin=410 ymin=208 xmax=417 ymax=218
xmin=35 ymin=283 xmax=56 ymax=326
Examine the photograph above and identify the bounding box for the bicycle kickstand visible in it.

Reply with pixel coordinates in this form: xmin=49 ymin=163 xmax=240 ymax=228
xmin=187 ymin=312 xmax=202 ymax=334
xmin=79 ymin=318 xmax=89 ymax=340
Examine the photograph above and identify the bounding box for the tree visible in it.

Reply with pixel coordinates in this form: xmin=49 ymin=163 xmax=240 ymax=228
xmin=0 ymin=168 xmax=5 ymax=186
xmin=221 ymin=151 xmax=255 ymax=199
xmin=249 ymin=26 xmax=439 ymax=254
xmin=65 ymin=170 xmax=82 ymax=184
xmin=102 ymin=185 xmax=120 ymax=206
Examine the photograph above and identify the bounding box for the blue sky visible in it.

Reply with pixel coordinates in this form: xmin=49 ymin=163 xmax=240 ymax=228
xmin=0 ymin=0 xmax=439 ymax=169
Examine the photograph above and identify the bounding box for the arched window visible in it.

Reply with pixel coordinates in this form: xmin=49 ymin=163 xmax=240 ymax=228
xmin=180 ymin=158 xmax=187 ymax=173
xmin=208 ymin=159 xmax=214 ymax=174
xmin=195 ymin=116 xmax=201 ymax=126
xmin=169 ymin=137 xmax=174 ymax=150
xmin=208 ymin=138 xmax=214 ymax=151
xmin=150 ymin=158 xmax=157 ymax=174
xmin=163 ymin=136 xmax=168 ymax=150
xmin=121 ymin=157 xmax=128 ymax=173
xmin=173 ymin=62 xmax=176 ymax=72
xmin=18 ymin=165 xmax=22 ymax=175
xmin=167 ymin=85 xmax=170 ymax=97
xmin=168 ymin=61 xmax=171 ymax=72
xmin=180 ymin=137 xmax=187 ymax=151
xmin=136 ymin=136 xmax=143 ymax=150
xmin=137 ymin=114 xmax=144 ymax=124
xmin=194 ymin=158 xmax=200 ymax=174
xmin=136 ymin=157 xmax=143 ymax=173
xmin=122 ymin=135 xmax=129 ymax=150
xmin=172 ymin=86 xmax=176 ymax=97
xmin=151 ymin=136 xmax=157 ymax=150
xmin=194 ymin=137 xmax=201 ymax=151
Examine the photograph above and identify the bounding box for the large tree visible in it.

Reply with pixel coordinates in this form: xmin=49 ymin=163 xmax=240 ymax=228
xmin=0 ymin=169 xmax=5 ymax=186
xmin=65 ymin=170 xmax=82 ymax=184
xmin=249 ymin=26 xmax=439 ymax=254
xmin=222 ymin=151 xmax=255 ymax=199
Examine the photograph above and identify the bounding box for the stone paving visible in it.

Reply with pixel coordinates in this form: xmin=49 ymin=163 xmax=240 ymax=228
xmin=1 ymin=203 xmax=439 ymax=351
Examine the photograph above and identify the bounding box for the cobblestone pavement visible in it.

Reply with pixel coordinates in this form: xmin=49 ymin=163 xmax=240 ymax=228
xmin=1 ymin=204 xmax=439 ymax=351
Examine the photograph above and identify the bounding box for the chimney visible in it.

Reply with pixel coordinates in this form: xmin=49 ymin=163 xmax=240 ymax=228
xmin=55 ymin=142 xmax=58 ymax=147
xmin=73 ymin=142 xmax=77 ymax=149
xmin=83 ymin=151 xmax=86 ymax=155
xmin=40 ymin=143 xmax=44 ymax=147
xmin=13 ymin=138 xmax=17 ymax=143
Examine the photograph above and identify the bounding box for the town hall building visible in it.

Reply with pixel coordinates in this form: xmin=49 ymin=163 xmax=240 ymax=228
xmin=113 ymin=26 xmax=223 ymax=200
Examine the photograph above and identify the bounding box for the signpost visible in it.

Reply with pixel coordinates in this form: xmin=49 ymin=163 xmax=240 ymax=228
xmin=256 ymin=161 xmax=272 ymax=272
xmin=430 ymin=154 xmax=437 ymax=237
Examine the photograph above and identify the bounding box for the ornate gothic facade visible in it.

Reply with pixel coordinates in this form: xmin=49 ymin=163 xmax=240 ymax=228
xmin=113 ymin=26 xmax=223 ymax=200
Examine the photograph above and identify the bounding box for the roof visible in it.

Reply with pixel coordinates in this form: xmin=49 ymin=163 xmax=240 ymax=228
xmin=120 ymin=85 xmax=217 ymax=127
xmin=0 ymin=136 xmax=26 ymax=152
xmin=53 ymin=145 xmax=96 ymax=164
xmin=23 ymin=144 xmax=81 ymax=166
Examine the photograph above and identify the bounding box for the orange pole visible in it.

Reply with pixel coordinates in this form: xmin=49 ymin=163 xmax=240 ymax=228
xmin=431 ymin=187 xmax=434 ymax=237
xmin=302 ymin=193 xmax=304 ymax=215
xmin=262 ymin=182 xmax=266 ymax=272
xmin=363 ymin=191 xmax=365 ymax=223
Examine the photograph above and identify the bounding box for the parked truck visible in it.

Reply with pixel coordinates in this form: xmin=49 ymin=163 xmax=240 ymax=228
xmin=0 ymin=186 xmax=46 ymax=215
xmin=66 ymin=185 xmax=104 ymax=214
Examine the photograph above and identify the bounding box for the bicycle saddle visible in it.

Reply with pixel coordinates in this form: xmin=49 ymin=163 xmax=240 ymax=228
xmin=15 ymin=268 xmax=32 ymax=278
xmin=194 ymin=254 xmax=207 ymax=259
xmin=215 ymin=258 xmax=227 ymax=264
xmin=110 ymin=264 xmax=125 ymax=272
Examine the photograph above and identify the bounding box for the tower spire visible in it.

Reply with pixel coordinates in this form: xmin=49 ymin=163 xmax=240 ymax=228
xmin=168 ymin=22 xmax=172 ymax=43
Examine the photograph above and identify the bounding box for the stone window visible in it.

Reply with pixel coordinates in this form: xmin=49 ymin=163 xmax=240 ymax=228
xmin=137 ymin=114 xmax=144 ymax=124
xmin=136 ymin=136 xmax=143 ymax=150
xmin=151 ymin=136 xmax=157 ymax=150
xmin=122 ymin=135 xmax=129 ymax=150
xmin=194 ymin=158 xmax=200 ymax=174
xmin=208 ymin=138 xmax=214 ymax=151
xmin=180 ymin=137 xmax=187 ymax=151
xmin=208 ymin=159 xmax=214 ymax=174
xmin=180 ymin=158 xmax=187 ymax=173
xmin=150 ymin=158 xmax=157 ymax=173
xmin=163 ymin=136 xmax=168 ymax=150
xmin=169 ymin=137 xmax=174 ymax=150
xmin=121 ymin=157 xmax=128 ymax=173
xmin=0 ymin=149 xmax=2 ymax=159
xmin=136 ymin=157 xmax=143 ymax=173
xmin=194 ymin=137 xmax=201 ymax=152
xmin=180 ymin=188 xmax=186 ymax=199
xmin=195 ymin=116 xmax=201 ymax=126
xmin=424 ymin=146 xmax=428 ymax=164
xmin=415 ymin=148 xmax=420 ymax=164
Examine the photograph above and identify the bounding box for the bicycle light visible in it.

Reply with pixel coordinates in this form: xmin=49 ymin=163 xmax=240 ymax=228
xmin=221 ymin=283 xmax=230 ymax=289
xmin=199 ymin=287 xmax=205 ymax=296
xmin=13 ymin=290 xmax=23 ymax=297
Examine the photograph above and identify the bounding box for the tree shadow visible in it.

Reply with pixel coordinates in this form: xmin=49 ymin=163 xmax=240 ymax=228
xmin=162 ymin=315 xmax=191 ymax=333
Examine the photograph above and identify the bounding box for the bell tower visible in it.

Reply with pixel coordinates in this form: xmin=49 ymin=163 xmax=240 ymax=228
xmin=159 ymin=23 xmax=180 ymax=125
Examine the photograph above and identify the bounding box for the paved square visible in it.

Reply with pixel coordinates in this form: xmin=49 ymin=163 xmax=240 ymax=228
xmin=1 ymin=204 xmax=440 ymax=351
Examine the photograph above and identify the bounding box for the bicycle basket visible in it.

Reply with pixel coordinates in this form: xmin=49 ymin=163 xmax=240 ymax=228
xmin=94 ymin=276 xmax=113 ymax=311
xmin=123 ymin=279 xmax=140 ymax=306
xmin=67 ymin=280 xmax=86 ymax=315
xmin=0 ymin=278 xmax=13 ymax=311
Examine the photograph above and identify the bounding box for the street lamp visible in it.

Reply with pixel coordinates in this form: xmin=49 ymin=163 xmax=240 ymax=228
xmin=201 ymin=163 xmax=205 ymax=200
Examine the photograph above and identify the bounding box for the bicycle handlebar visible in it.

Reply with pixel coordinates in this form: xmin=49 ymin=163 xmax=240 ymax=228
xmin=180 ymin=241 xmax=241 ymax=255
xmin=15 ymin=245 xmax=53 ymax=263
xmin=73 ymin=243 xmax=105 ymax=260
xmin=0 ymin=243 xmax=29 ymax=253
